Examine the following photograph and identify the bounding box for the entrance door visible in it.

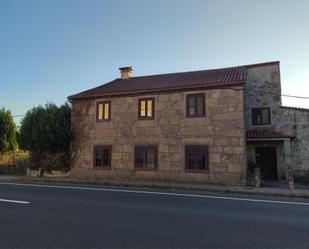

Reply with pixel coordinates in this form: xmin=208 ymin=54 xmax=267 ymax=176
xmin=255 ymin=147 xmax=278 ymax=180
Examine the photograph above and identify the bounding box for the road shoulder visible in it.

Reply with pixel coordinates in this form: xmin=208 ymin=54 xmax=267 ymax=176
xmin=0 ymin=175 xmax=308 ymax=199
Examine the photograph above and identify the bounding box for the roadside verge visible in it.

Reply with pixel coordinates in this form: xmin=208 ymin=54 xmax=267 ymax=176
xmin=0 ymin=175 xmax=308 ymax=199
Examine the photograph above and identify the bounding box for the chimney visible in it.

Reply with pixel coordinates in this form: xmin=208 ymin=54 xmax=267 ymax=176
xmin=119 ymin=66 xmax=133 ymax=79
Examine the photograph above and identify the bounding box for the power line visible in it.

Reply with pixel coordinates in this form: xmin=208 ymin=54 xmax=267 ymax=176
xmin=229 ymin=87 xmax=309 ymax=100
xmin=282 ymin=94 xmax=309 ymax=99
xmin=248 ymin=89 xmax=309 ymax=100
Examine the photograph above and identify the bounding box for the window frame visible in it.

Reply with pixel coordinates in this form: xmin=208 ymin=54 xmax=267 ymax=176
xmin=186 ymin=93 xmax=206 ymax=118
xmin=96 ymin=101 xmax=111 ymax=122
xmin=185 ymin=145 xmax=209 ymax=173
xmin=134 ymin=145 xmax=158 ymax=171
xmin=138 ymin=97 xmax=155 ymax=120
xmin=93 ymin=145 xmax=112 ymax=169
xmin=251 ymin=107 xmax=271 ymax=126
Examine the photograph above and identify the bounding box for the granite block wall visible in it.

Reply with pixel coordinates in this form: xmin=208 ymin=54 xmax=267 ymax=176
xmin=70 ymin=88 xmax=246 ymax=185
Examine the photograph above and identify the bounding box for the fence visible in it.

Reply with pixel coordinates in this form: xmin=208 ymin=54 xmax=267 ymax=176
xmin=0 ymin=151 xmax=29 ymax=175
xmin=293 ymin=170 xmax=309 ymax=188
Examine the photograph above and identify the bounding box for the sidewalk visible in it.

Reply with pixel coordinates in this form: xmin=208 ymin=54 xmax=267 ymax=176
xmin=0 ymin=175 xmax=309 ymax=199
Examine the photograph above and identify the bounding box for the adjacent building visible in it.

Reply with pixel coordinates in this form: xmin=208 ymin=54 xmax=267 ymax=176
xmin=68 ymin=61 xmax=309 ymax=185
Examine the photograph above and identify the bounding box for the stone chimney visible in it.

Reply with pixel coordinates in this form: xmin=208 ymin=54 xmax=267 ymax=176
xmin=119 ymin=66 xmax=133 ymax=79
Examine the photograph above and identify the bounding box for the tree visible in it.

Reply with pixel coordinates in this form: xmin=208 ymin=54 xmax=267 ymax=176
xmin=19 ymin=102 xmax=71 ymax=170
xmin=0 ymin=108 xmax=17 ymax=152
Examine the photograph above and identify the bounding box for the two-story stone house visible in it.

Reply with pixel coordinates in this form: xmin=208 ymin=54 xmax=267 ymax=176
xmin=68 ymin=61 xmax=309 ymax=185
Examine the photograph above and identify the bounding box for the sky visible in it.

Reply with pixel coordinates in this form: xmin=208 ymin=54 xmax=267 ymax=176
xmin=1 ymin=0 xmax=309 ymax=125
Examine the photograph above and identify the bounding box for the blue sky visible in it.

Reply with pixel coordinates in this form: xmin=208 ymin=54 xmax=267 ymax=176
xmin=1 ymin=0 xmax=309 ymax=125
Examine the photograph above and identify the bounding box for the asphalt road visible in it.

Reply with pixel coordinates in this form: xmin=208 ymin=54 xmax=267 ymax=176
xmin=0 ymin=182 xmax=309 ymax=249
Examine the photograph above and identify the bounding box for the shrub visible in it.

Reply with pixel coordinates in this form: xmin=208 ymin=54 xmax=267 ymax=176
xmin=34 ymin=152 xmax=70 ymax=172
xmin=19 ymin=103 xmax=71 ymax=171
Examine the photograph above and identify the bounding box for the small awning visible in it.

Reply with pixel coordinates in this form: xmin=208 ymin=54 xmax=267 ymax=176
xmin=246 ymin=129 xmax=293 ymax=141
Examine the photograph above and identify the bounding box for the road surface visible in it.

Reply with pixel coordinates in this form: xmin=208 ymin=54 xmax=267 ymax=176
xmin=0 ymin=181 xmax=309 ymax=249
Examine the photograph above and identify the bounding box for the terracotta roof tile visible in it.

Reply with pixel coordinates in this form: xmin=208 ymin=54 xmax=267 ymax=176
xmin=246 ymin=129 xmax=292 ymax=140
xmin=68 ymin=66 xmax=246 ymax=100
xmin=281 ymin=106 xmax=309 ymax=112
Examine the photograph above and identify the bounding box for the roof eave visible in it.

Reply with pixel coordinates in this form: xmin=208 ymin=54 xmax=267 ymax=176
xmin=67 ymin=81 xmax=245 ymax=101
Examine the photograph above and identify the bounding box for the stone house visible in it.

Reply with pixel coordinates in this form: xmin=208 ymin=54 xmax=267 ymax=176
xmin=68 ymin=61 xmax=309 ymax=185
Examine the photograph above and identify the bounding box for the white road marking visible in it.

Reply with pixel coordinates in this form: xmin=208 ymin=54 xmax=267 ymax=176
xmin=0 ymin=198 xmax=30 ymax=204
xmin=0 ymin=181 xmax=308 ymax=206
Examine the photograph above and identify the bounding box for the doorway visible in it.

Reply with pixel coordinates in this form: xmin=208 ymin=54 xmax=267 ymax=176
xmin=255 ymin=147 xmax=278 ymax=180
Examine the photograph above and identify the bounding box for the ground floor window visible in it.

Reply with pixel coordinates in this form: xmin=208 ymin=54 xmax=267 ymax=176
xmin=94 ymin=145 xmax=111 ymax=168
xmin=135 ymin=145 xmax=158 ymax=170
xmin=185 ymin=145 xmax=209 ymax=171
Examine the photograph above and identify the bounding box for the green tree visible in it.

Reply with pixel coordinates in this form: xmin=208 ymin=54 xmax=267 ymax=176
xmin=19 ymin=102 xmax=71 ymax=170
xmin=0 ymin=108 xmax=17 ymax=152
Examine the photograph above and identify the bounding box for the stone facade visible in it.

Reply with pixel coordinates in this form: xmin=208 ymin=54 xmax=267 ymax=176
xmin=70 ymin=88 xmax=246 ymax=185
xmin=245 ymin=62 xmax=309 ymax=180
xmin=279 ymin=107 xmax=309 ymax=170
xmin=245 ymin=63 xmax=282 ymax=130
xmin=69 ymin=61 xmax=309 ymax=185
xmin=245 ymin=63 xmax=287 ymax=179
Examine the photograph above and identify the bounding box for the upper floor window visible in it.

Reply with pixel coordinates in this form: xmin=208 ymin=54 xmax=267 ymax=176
xmin=185 ymin=145 xmax=209 ymax=172
xmin=94 ymin=145 xmax=111 ymax=169
xmin=138 ymin=98 xmax=155 ymax=120
xmin=135 ymin=145 xmax=158 ymax=170
xmin=97 ymin=101 xmax=111 ymax=121
xmin=186 ymin=93 xmax=205 ymax=117
xmin=252 ymin=107 xmax=271 ymax=126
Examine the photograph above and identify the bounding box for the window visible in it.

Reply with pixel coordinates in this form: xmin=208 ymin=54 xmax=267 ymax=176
xmin=94 ymin=145 xmax=111 ymax=168
xmin=135 ymin=145 xmax=158 ymax=170
xmin=252 ymin=107 xmax=271 ymax=126
xmin=186 ymin=93 xmax=205 ymax=117
xmin=138 ymin=98 xmax=155 ymax=120
xmin=97 ymin=101 xmax=111 ymax=121
xmin=185 ymin=145 xmax=209 ymax=171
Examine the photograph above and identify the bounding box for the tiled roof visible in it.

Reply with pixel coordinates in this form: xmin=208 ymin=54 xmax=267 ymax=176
xmin=68 ymin=66 xmax=246 ymax=100
xmin=281 ymin=106 xmax=309 ymax=112
xmin=246 ymin=129 xmax=292 ymax=140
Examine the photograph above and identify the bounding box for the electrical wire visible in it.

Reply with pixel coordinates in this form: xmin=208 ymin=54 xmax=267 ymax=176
xmin=228 ymin=87 xmax=309 ymax=100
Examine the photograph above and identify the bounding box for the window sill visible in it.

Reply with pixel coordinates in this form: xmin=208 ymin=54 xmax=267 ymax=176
xmin=138 ymin=117 xmax=155 ymax=120
xmin=134 ymin=167 xmax=158 ymax=172
xmin=251 ymin=124 xmax=271 ymax=127
xmin=186 ymin=115 xmax=206 ymax=118
xmin=96 ymin=119 xmax=111 ymax=123
xmin=185 ymin=169 xmax=209 ymax=174
xmin=93 ymin=166 xmax=111 ymax=170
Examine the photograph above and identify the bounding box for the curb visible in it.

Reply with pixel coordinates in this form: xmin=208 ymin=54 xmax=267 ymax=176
xmin=0 ymin=176 xmax=309 ymax=199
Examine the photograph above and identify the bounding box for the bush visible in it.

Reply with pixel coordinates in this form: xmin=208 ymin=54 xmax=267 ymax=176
xmin=28 ymin=152 xmax=70 ymax=172
xmin=19 ymin=102 xmax=71 ymax=171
